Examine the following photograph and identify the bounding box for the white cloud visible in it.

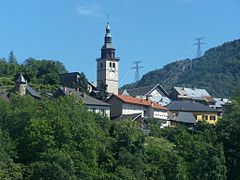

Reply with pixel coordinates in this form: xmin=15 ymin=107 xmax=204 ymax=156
xmin=77 ymin=5 xmax=103 ymax=18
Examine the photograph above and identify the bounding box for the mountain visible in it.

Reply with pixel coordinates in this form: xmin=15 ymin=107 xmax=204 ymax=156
xmin=122 ymin=39 xmax=240 ymax=97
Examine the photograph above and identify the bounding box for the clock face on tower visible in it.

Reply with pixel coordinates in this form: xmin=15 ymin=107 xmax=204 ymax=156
xmin=109 ymin=71 xmax=115 ymax=79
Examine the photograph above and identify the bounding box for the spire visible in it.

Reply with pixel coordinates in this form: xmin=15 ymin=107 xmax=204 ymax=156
xmin=103 ymin=20 xmax=113 ymax=48
xmin=101 ymin=18 xmax=116 ymax=59
xmin=16 ymin=74 xmax=27 ymax=84
xmin=106 ymin=14 xmax=111 ymax=37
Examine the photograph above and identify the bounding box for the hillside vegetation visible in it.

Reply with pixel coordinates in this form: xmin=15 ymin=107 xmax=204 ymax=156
xmin=0 ymin=55 xmax=67 ymax=93
xmin=1 ymin=91 xmax=240 ymax=179
xmin=124 ymin=39 xmax=240 ymax=97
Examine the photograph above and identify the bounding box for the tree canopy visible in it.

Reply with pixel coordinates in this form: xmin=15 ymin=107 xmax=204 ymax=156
xmin=1 ymin=92 xmax=240 ymax=179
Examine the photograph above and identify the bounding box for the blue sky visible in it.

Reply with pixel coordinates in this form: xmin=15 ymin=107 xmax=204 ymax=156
xmin=0 ymin=0 xmax=239 ymax=85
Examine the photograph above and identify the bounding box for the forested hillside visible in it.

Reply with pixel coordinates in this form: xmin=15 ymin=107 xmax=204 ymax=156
xmin=0 ymin=53 xmax=67 ymax=93
xmin=123 ymin=39 xmax=240 ymax=97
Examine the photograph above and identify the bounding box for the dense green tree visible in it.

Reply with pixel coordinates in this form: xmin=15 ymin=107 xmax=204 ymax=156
xmin=217 ymin=89 xmax=240 ymax=180
xmin=143 ymin=136 xmax=188 ymax=180
xmin=1 ymin=91 xmax=240 ymax=179
xmin=96 ymin=80 xmax=108 ymax=101
xmin=150 ymin=125 xmax=226 ymax=180
xmin=0 ymin=58 xmax=10 ymax=75
xmin=28 ymin=150 xmax=76 ymax=180
xmin=78 ymin=72 xmax=89 ymax=93
xmin=0 ymin=128 xmax=23 ymax=179
xmin=8 ymin=50 xmax=17 ymax=64
xmin=23 ymin=58 xmax=67 ymax=85
xmin=0 ymin=95 xmax=108 ymax=178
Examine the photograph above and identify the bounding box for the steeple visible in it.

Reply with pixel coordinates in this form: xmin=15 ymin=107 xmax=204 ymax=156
xmin=97 ymin=20 xmax=119 ymax=95
xmin=101 ymin=21 xmax=115 ymax=59
xmin=104 ymin=22 xmax=112 ymax=46
xmin=16 ymin=74 xmax=27 ymax=84
xmin=15 ymin=74 xmax=27 ymax=96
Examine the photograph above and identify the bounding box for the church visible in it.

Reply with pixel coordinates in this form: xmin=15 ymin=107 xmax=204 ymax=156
xmin=96 ymin=21 xmax=119 ymax=95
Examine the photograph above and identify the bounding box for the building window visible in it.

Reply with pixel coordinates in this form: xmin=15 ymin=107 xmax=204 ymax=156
xmin=109 ymin=62 xmax=112 ymax=67
xmin=210 ymin=115 xmax=216 ymax=121
xmin=113 ymin=63 xmax=115 ymax=68
xmin=203 ymin=115 xmax=208 ymax=121
xmin=100 ymin=109 xmax=105 ymax=115
xmin=144 ymin=110 xmax=147 ymax=117
xmin=100 ymin=62 xmax=103 ymax=69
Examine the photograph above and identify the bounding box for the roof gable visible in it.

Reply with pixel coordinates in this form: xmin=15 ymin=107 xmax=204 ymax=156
xmin=83 ymin=95 xmax=110 ymax=106
xmin=124 ymin=84 xmax=169 ymax=97
xmin=53 ymin=87 xmax=109 ymax=107
xmin=113 ymin=95 xmax=167 ymax=110
xmin=170 ymin=112 xmax=196 ymax=124
xmin=26 ymin=85 xmax=41 ymax=99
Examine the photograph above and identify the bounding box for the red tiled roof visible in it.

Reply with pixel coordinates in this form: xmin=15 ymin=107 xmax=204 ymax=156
xmin=115 ymin=95 xmax=167 ymax=110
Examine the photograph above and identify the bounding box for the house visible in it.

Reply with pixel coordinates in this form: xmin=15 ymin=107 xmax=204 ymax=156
xmin=120 ymin=84 xmax=171 ymax=106
xmin=106 ymin=94 xmax=168 ymax=120
xmin=113 ymin=113 xmax=151 ymax=134
xmin=53 ymin=86 xmax=110 ymax=117
xmin=167 ymin=101 xmax=220 ymax=125
xmin=11 ymin=74 xmax=41 ymax=99
xmin=168 ymin=112 xmax=196 ymax=128
xmin=169 ymin=87 xmax=215 ymax=105
xmin=209 ymin=98 xmax=231 ymax=112
xmin=59 ymin=72 xmax=96 ymax=93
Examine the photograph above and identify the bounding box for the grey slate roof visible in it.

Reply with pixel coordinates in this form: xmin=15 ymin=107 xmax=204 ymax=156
xmin=16 ymin=74 xmax=27 ymax=84
xmin=59 ymin=72 xmax=96 ymax=91
xmin=167 ymin=101 xmax=218 ymax=112
xmin=169 ymin=112 xmax=196 ymax=124
xmin=26 ymin=85 xmax=41 ymax=99
xmin=83 ymin=95 xmax=110 ymax=107
xmin=123 ymin=84 xmax=169 ymax=97
xmin=53 ymin=87 xmax=109 ymax=107
xmin=61 ymin=87 xmax=83 ymax=97
xmin=113 ymin=113 xmax=142 ymax=121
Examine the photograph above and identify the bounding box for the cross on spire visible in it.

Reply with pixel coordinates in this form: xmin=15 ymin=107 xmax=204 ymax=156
xmin=107 ymin=14 xmax=110 ymax=24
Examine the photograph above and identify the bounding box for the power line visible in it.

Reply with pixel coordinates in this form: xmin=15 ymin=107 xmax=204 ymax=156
xmin=193 ymin=37 xmax=206 ymax=58
xmin=131 ymin=61 xmax=144 ymax=83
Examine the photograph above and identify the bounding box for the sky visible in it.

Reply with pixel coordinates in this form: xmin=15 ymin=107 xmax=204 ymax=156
xmin=0 ymin=0 xmax=240 ymax=86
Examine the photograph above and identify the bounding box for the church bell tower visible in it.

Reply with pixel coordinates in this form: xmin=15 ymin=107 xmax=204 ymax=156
xmin=96 ymin=21 xmax=119 ymax=94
